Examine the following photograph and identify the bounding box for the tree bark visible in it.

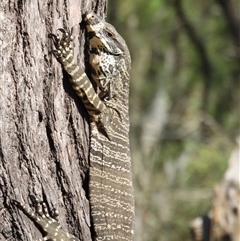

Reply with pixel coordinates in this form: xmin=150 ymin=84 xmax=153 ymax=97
xmin=0 ymin=0 xmax=107 ymax=240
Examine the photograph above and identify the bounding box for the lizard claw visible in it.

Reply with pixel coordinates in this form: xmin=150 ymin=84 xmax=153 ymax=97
xmin=57 ymin=28 xmax=70 ymax=34
xmin=49 ymin=49 xmax=61 ymax=57
xmin=49 ymin=28 xmax=74 ymax=63
xmin=48 ymin=33 xmax=59 ymax=43
xmin=57 ymin=28 xmax=73 ymax=45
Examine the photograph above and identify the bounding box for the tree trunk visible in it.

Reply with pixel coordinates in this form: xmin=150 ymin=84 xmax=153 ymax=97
xmin=0 ymin=0 xmax=107 ymax=240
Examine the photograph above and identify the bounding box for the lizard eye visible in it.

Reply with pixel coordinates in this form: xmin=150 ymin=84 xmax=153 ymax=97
xmin=107 ymin=32 xmax=113 ymax=37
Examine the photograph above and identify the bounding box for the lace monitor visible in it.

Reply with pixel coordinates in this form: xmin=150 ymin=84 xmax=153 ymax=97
xmin=13 ymin=11 xmax=134 ymax=241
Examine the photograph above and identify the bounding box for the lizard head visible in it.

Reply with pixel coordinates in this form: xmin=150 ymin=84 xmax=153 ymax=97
xmin=83 ymin=11 xmax=130 ymax=61
xmin=83 ymin=11 xmax=131 ymax=102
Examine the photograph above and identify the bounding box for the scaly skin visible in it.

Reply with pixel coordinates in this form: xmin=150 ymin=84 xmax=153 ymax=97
xmin=49 ymin=11 xmax=134 ymax=240
xmin=12 ymin=196 xmax=79 ymax=241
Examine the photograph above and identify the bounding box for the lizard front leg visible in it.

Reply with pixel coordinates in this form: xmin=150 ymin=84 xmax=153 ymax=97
xmin=48 ymin=29 xmax=107 ymax=118
xmin=48 ymin=29 xmax=112 ymax=139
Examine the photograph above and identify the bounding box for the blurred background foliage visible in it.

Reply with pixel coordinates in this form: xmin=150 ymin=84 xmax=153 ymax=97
xmin=107 ymin=0 xmax=239 ymax=240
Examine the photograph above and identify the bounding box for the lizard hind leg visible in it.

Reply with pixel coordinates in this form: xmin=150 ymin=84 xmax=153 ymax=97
xmin=35 ymin=238 xmax=50 ymax=241
xmin=32 ymin=196 xmax=46 ymax=218
xmin=29 ymin=195 xmax=62 ymax=232
xmin=51 ymin=207 xmax=60 ymax=222
xmin=12 ymin=198 xmax=39 ymax=222
xmin=29 ymin=195 xmax=53 ymax=220
xmin=13 ymin=196 xmax=62 ymax=238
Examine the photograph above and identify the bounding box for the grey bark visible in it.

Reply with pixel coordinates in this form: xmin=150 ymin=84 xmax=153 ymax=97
xmin=0 ymin=0 xmax=107 ymax=240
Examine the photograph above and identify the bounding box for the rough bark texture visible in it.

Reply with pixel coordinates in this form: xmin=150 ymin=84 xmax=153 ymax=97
xmin=0 ymin=0 xmax=107 ymax=240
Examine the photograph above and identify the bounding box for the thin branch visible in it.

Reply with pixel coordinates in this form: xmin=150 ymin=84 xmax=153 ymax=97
xmin=174 ymin=0 xmax=213 ymax=139
xmin=217 ymin=0 xmax=240 ymax=49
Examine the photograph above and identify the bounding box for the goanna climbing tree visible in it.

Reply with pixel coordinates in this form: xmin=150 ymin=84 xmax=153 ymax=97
xmin=0 ymin=0 xmax=107 ymax=240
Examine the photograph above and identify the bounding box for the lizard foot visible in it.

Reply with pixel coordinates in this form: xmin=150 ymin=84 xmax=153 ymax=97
xmin=12 ymin=196 xmax=79 ymax=241
xmin=48 ymin=29 xmax=74 ymax=64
